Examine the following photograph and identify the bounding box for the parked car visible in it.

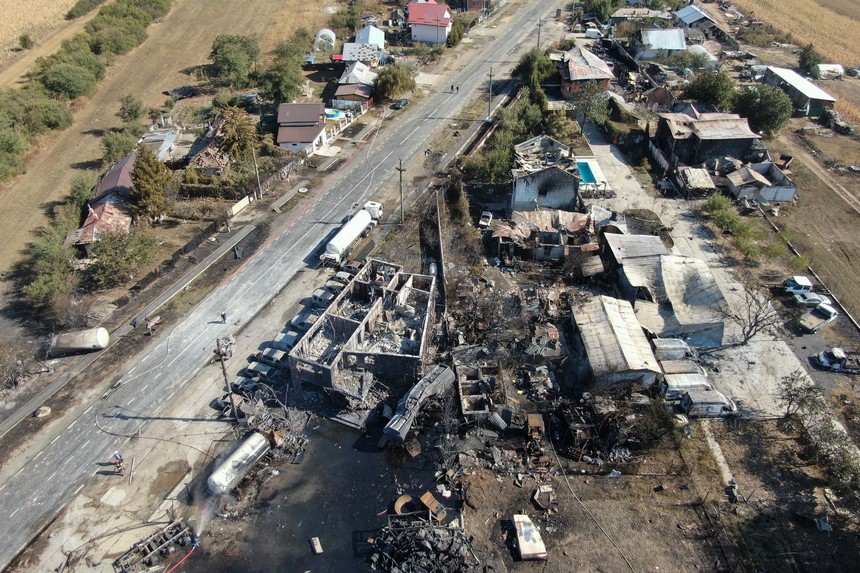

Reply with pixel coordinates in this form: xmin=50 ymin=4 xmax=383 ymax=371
xmin=290 ymin=311 xmax=321 ymax=331
xmin=793 ymin=292 xmax=832 ymax=307
xmin=255 ymin=347 xmax=287 ymax=368
xmin=478 ymin=211 xmax=493 ymax=228
xmin=782 ymin=276 xmax=813 ymax=295
xmin=332 ymin=271 xmax=353 ymax=284
xmin=245 ymin=361 xmax=275 ymax=379
xmin=392 ymin=99 xmax=409 ymax=109
xmin=815 ymin=347 xmax=860 ymax=373
xmin=341 ymin=260 xmax=363 ymax=275
xmin=324 ymin=280 xmax=345 ymax=295
xmin=312 ymin=288 xmax=335 ymax=307
xmin=272 ymin=330 xmax=301 ymax=352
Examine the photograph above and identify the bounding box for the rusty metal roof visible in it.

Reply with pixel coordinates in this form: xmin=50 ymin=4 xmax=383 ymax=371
xmin=562 ymin=47 xmax=614 ymax=82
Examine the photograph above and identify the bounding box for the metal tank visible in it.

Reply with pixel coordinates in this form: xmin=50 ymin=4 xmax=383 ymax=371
xmin=48 ymin=327 xmax=110 ymax=356
xmin=207 ymin=432 xmax=271 ymax=496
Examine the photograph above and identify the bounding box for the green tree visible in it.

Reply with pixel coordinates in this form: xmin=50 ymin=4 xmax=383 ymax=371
xmin=218 ymin=106 xmax=259 ymax=162
xmin=257 ymin=33 xmax=309 ymax=104
xmin=682 ymin=70 xmax=735 ymax=109
xmin=513 ymin=49 xmax=555 ymax=90
xmin=209 ymin=35 xmax=260 ymax=87
xmin=584 ymin=0 xmax=612 ymax=22
xmin=569 ymin=80 xmax=609 ymax=127
xmin=732 ymin=85 xmax=792 ymax=137
xmin=130 ymin=145 xmax=171 ymax=222
xmin=798 ymin=43 xmax=822 ymax=73
xmin=39 ymin=63 xmax=97 ymax=98
xmin=375 ymin=63 xmax=416 ymax=100
xmin=87 ymin=230 xmax=159 ymax=289
xmin=102 ymin=131 xmax=138 ymax=165
xmin=117 ymin=94 xmax=144 ymax=123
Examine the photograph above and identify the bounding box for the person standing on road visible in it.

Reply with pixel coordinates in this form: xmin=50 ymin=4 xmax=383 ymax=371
xmin=220 ymin=312 xmax=227 ymax=324
xmin=112 ymin=452 xmax=124 ymax=474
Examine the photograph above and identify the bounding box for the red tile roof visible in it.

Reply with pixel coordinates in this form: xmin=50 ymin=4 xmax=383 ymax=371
xmin=408 ymin=1 xmax=451 ymax=26
xmin=91 ymin=151 xmax=137 ymax=203
xmin=66 ymin=200 xmax=132 ymax=246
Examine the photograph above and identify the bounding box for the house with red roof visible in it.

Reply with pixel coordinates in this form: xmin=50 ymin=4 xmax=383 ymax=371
xmin=408 ymin=1 xmax=452 ymax=45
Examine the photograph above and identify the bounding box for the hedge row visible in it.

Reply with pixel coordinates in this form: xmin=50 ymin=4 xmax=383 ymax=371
xmin=0 ymin=0 xmax=172 ymax=181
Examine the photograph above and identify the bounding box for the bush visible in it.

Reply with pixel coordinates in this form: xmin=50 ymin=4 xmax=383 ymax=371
xmin=19 ymin=34 xmax=34 ymax=50
xmin=86 ymin=230 xmax=160 ymax=289
xmin=39 ymin=63 xmax=97 ymax=98
xmin=375 ymin=63 xmax=416 ymax=100
xmin=736 ymin=237 xmax=761 ymax=262
xmin=66 ymin=0 xmax=107 ymax=19
xmin=102 ymin=131 xmax=138 ymax=164
xmin=702 ymin=193 xmax=732 ymax=213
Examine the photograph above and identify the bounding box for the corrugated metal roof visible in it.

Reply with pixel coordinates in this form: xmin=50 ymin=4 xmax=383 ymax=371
xmin=562 ymin=47 xmax=614 ymax=82
xmin=277 ymin=124 xmax=326 ymax=144
xmin=339 ymin=61 xmax=378 ymax=86
xmin=624 ymin=255 xmax=726 ymax=343
xmin=355 ymin=25 xmax=385 ymax=49
xmin=692 ymin=118 xmax=760 ymax=140
xmin=574 ymin=295 xmax=660 ymax=377
xmin=91 ymin=152 xmax=137 ymax=203
xmin=727 ymin=166 xmax=771 ymax=187
xmin=334 ymin=83 xmax=373 ymax=98
xmin=675 ymin=5 xmax=711 ymax=25
xmin=766 ymin=66 xmax=836 ymax=103
xmin=604 ymin=233 xmax=669 ymax=264
xmin=612 ymin=8 xmax=670 ymax=19
xmin=678 ymin=167 xmax=715 ymax=190
xmin=641 ymin=28 xmax=686 ymax=51
xmin=342 ymin=42 xmax=381 ymax=63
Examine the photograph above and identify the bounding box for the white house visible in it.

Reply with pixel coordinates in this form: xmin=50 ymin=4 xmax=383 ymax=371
xmin=355 ymin=24 xmax=385 ymax=50
xmin=408 ymin=1 xmax=453 ymax=45
xmin=276 ymin=103 xmax=328 ymax=155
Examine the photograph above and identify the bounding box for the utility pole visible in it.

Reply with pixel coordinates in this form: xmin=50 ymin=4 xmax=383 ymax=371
xmin=537 ymin=19 xmax=545 ymax=49
xmin=251 ymin=145 xmax=263 ymax=200
xmin=397 ymin=159 xmax=406 ymax=223
xmin=215 ymin=338 xmax=239 ymax=423
xmin=487 ymin=66 xmax=493 ymax=120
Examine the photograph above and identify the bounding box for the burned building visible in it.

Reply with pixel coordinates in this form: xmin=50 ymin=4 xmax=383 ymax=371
xmin=510 ymin=135 xmax=581 ymax=212
xmin=490 ymin=209 xmax=594 ymax=262
xmin=651 ymin=108 xmax=762 ymax=170
xmin=289 ymin=259 xmax=436 ymax=396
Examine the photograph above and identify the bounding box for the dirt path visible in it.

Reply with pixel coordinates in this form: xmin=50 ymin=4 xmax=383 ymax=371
xmin=0 ymin=0 xmax=329 ymax=281
xmin=0 ymin=9 xmax=100 ymax=89
xmin=776 ymin=133 xmax=860 ymax=215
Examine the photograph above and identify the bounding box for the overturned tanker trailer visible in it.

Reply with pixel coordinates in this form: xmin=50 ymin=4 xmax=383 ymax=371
xmin=207 ymin=431 xmax=272 ymax=496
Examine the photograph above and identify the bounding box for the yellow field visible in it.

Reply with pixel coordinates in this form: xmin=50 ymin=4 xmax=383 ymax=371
xmin=733 ymin=0 xmax=860 ymax=64
xmin=0 ymin=0 xmax=77 ymax=50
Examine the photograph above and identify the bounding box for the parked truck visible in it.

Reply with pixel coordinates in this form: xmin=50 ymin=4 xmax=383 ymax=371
xmin=799 ymin=303 xmax=839 ymax=333
xmin=815 ymin=347 xmax=860 ymax=373
xmin=320 ymin=202 xmax=384 ymax=266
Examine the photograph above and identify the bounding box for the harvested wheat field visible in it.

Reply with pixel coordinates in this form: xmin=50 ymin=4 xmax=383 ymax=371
xmin=0 ymin=0 xmax=77 ymax=54
xmin=733 ymin=0 xmax=860 ymax=64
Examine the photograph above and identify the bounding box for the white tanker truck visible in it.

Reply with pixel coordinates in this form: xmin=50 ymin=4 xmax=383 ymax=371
xmin=320 ymin=201 xmax=383 ymax=266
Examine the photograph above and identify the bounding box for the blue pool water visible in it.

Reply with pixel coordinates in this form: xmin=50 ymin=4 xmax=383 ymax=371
xmin=578 ymin=162 xmax=596 ymax=184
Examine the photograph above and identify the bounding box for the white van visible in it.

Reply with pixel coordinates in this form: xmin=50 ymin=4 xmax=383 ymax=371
xmin=585 ymin=29 xmax=604 ymax=39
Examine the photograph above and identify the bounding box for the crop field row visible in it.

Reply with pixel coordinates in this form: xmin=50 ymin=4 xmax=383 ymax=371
xmin=732 ymin=0 xmax=860 ymax=64
xmin=0 ymin=0 xmax=77 ymax=51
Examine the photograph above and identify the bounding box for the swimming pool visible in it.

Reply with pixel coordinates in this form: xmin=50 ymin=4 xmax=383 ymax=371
xmin=578 ymin=161 xmax=597 ymax=184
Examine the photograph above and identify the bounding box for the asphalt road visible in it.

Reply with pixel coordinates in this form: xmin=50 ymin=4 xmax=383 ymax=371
xmin=0 ymin=0 xmax=565 ymax=568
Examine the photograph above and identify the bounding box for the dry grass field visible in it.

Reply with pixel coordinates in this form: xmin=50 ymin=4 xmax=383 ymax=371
xmin=0 ymin=0 xmax=331 ymax=281
xmin=732 ymin=0 xmax=860 ymax=64
xmin=0 ymin=0 xmax=77 ymax=54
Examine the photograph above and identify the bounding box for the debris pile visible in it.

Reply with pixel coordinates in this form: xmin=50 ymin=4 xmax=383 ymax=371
xmin=114 ymin=521 xmax=192 ymax=572
xmin=367 ymin=514 xmax=479 ymax=572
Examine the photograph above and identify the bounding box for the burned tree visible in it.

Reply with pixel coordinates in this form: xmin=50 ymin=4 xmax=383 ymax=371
xmin=720 ymin=285 xmax=780 ymax=345
xmin=776 ymin=370 xmax=822 ymax=418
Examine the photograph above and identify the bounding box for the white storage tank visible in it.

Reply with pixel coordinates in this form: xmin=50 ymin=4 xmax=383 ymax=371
xmin=207 ymin=432 xmax=271 ymax=496
xmin=48 ymin=327 xmax=110 ymax=356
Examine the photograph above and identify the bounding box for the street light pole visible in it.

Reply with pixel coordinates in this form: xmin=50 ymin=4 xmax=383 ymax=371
xmin=251 ymin=145 xmax=263 ymax=200
xmin=537 ymin=19 xmax=545 ymax=49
